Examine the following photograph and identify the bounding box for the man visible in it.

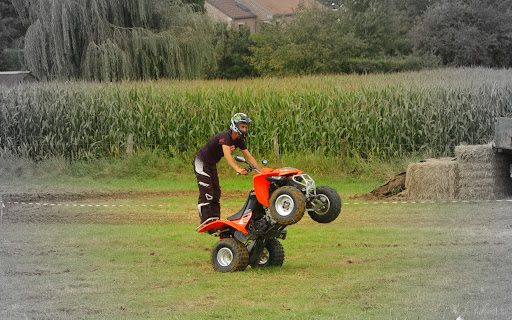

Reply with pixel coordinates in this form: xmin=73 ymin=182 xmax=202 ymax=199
xmin=194 ymin=113 xmax=261 ymax=224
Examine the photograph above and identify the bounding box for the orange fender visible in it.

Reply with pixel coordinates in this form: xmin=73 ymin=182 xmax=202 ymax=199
xmin=253 ymin=167 xmax=303 ymax=207
xmin=197 ymin=212 xmax=252 ymax=234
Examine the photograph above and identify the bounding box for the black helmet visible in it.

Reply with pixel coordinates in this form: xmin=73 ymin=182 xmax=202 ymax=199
xmin=230 ymin=113 xmax=253 ymax=137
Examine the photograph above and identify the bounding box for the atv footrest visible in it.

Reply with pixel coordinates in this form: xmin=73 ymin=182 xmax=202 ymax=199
xmin=278 ymin=230 xmax=287 ymax=240
xmin=196 ymin=217 xmax=219 ymax=231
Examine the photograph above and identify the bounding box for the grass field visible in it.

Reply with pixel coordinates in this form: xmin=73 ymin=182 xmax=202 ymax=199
xmin=2 ymin=189 xmax=512 ymax=319
xmin=0 ymin=151 xmax=408 ymax=198
xmin=2 ymin=67 xmax=512 ymax=319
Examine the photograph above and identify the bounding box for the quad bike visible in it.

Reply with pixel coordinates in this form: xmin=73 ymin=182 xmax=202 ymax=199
xmin=197 ymin=156 xmax=342 ymax=272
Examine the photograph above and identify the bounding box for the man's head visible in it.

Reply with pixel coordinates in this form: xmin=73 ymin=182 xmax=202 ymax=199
xmin=230 ymin=113 xmax=253 ymax=138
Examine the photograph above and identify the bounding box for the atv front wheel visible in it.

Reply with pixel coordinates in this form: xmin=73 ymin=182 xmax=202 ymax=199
xmin=307 ymin=186 xmax=342 ymax=223
xmin=268 ymin=186 xmax=306 ymax=225
xmin=211 ymin=238 xmax=249 ymax=272
xmin=251 ymin=238 xmax=285 ymax=268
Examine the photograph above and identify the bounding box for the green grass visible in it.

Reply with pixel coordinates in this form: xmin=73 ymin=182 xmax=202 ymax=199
xmin=3 ymin=198 xmax=511 ymax=320
xmin=0 ymin=152 xmax=410 ymax=197
xmin=22 ymin=174 xmax=379 ymax=197
xmin=3 ymin=152 xmax=509 ymax=319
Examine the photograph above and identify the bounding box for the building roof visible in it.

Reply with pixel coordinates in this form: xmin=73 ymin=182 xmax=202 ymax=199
xmin=0 ymin=71 xmax=38 ymax=87
xmin=254 ymin=0 xmax=318 ymax=16
xmin=207 ymin=0 xmax=257 ymax=19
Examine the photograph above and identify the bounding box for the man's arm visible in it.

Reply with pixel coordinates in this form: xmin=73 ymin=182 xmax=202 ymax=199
xmin=222 ymin=145 xmax=247 ymax=175
xmin=241 ymin=149 xmax=262 ymax=171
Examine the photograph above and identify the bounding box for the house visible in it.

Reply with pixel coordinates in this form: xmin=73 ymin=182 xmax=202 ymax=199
xmin=0 ymin=71 xmax=38 ymax=88
xmin=205 ymin=0 xmax=320 ymax=33
xmin=237 ymin=0 xmax=318 ymax=21
xmin=205 ymin=0 xmax=258 ymax=33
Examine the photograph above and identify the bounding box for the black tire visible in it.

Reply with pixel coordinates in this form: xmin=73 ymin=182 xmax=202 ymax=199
xmin=307 ymin=186 xmax=342 ymax=223
xmin=211 ymin=238 xmax=249 ymax=272
xmin=251 ymin=238 xmax=285 ymax=268
xmin=268 ymin=186 xmax=306 ymax=225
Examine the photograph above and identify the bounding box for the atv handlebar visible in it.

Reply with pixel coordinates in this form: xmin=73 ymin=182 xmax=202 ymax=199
xmin=234 ymin=155 xmax=263 ymax=175
xmin=236 ymin=165 xmax=261 ymax=175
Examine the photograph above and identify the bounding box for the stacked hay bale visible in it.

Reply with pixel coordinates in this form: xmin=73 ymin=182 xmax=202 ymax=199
xmin=404 ymin=158 xmax=458 ymax=200
xmin=455 ymin=144 xmax=512 ymax=200
xmin=403 ymin=144 xmax=512 ymax=200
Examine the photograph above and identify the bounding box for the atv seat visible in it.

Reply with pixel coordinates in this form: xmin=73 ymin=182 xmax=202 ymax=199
xmin=227 ymin=190 xmax=257 ymax=221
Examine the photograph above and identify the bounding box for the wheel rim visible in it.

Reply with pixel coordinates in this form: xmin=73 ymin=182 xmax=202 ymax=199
xmin=275 ymin=194 xmax=294 ymax=216
xmin=258 ymin=248 xmax=270 ymax=265
xmin=313 ymin=194 xmax=331 ymax=215
xmin=217 ymin=247 xmax=233 ymax=267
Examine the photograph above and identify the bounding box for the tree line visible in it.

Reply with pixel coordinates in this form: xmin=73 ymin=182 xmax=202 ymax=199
xmin=1 ymin=0 xmax=511 ymax=81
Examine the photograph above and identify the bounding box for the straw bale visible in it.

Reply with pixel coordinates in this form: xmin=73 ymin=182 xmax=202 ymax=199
xmin=455 ymin=144 xmax=512 ymax=200
xmin=457 ymin=177 xmax=494 ymax=187
xmin=455 ymin=143 xmax=508 ymax=164
xmin=457 ymin=182 xmax=512 ymax=200
xmin=457 ymin=187 xmax=504 ymax=200
xmin=458 ymin=168 xmax=509 ymax=182
xmin=405 ymin=158 xmax=458 ymax=200
xmin=458 ymin=162 xmax=505 ymax=172
xmin=404 ymin=144 xmax=512 ymax=200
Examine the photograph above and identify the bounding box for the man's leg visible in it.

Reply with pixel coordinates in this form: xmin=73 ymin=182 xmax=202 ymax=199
xmin=210 ymin=164 xmax=221 ymax=218
xmin=194 ymin=158 xmax=218 ymax=223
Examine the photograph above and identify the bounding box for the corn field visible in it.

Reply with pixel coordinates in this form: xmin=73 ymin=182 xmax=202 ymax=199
xmin=1 ymin=68 xmax=512 ymax=161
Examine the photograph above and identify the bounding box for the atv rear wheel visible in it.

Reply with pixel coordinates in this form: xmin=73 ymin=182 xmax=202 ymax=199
xmin=211 ymin=238 xmax=249 ymax=272
xmin=268 ymin=186 xmax=306 ymax=225
xmin=251 ymin=238 xmax=285 ymax=268
xmin=307 ymin=186 xmax=342 ymax=223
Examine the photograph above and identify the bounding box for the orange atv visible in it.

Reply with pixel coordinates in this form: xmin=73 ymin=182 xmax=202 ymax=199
xmin=197 ymin=156 xmax=342 ymax=272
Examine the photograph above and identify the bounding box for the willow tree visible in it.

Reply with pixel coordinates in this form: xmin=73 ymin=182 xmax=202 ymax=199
xmin=12 ymin=0 xmax=215 ymax=81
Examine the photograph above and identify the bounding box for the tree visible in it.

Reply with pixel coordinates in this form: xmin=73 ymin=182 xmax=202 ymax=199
xmin=11 ymin=0 xmax=216 ymax=81
xmin=249 ymin=5 xmax=366 ymax=76
xmin=207 ymin=24 xmax=257 ymax=79
xmin=393 ymin=0 xmax=438 ymax=20
xmin=342 ymin=0 xmax=413 ymax=56
xmin=0 ymin=0 xmax=27 ymax=70
xmin=182 ymin=0 xmax=205 ymax=11
xmin=412 ymin=0 xmax=512 ymax=67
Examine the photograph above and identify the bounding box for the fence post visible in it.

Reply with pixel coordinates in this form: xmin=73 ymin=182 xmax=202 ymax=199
xmin=273 ymin=135 xmax=280 ymax=167
xmin=126 ymin=133 xmax=134 ymax=158
xmin=341 ymin=140 xmax=347 ymax=161
xmin=0 ymin=194 xmax=4 ymax=225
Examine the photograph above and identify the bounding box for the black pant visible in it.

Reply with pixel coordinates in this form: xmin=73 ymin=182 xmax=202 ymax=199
xmin=193 ymin=157 xmax=221 ymax=223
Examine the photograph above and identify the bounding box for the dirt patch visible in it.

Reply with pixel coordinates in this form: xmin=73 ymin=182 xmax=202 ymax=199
xmin=354 ymin=173 xmax=406 ymax=200
xmin=1 ymin=203 xmax=196 ymax=225
xmin=1 ymin=190 xmax=247 ymax=203
xmin=337 ymin=257 xmax=383 ymax=265
xmin=0 ymin=189 xmax=248 ymax=225
xmin=5 ymin=268 xmax=70 ymax=276
xmin=369 ymin=172 xmax=406 ymax=199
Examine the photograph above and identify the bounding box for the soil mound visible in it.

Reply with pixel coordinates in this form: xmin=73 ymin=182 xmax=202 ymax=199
xmin=356 ymin=172 xmax=406 ymax=200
